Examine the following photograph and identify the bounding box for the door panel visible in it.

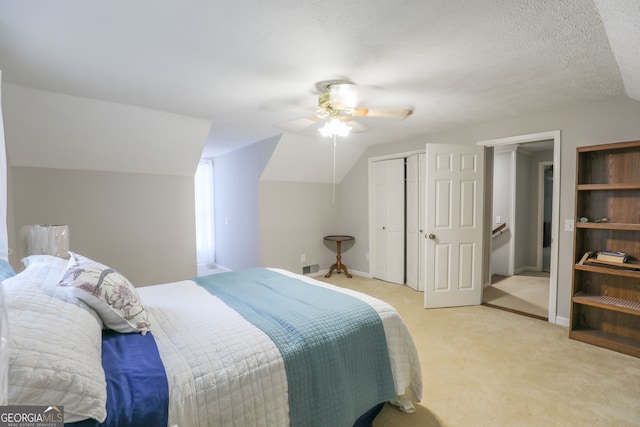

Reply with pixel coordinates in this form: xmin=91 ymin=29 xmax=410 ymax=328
xmin=425 ymin=144 xmax=485 ymax=308
xmin=434 ymin=243 xmax=450 ymax=291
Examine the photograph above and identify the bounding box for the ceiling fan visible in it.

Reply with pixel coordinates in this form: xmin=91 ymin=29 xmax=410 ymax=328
xmin=276 ymin=79 xmax=414 ymax=136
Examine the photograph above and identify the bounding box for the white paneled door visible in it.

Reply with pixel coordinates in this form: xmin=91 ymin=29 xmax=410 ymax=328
xmin=424 ymin=144 xmax=485 ymax=308
xmin=372 ymin=158 xmax=405 ymax=284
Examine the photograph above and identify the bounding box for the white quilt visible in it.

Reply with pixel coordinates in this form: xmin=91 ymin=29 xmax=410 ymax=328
xmin=3 ymin=256 xmax=107 ymax=423
xmin=138 ymin=268 xmax=422 ymax=427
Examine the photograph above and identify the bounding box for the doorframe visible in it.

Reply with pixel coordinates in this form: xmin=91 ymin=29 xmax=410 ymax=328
xmin=477 ymin=130 xmax=561 ymax=324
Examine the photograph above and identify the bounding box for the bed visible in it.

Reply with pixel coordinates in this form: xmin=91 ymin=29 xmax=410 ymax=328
xmin=1 ymin=253 xmax=422 ymax=426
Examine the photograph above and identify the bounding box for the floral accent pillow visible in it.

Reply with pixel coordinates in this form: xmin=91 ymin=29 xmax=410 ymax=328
xmin=58 ymin=252 xmax=150 ymax=334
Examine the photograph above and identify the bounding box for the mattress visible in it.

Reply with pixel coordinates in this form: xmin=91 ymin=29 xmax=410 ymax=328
xmin=137 ymin=268 xmax=422 ymax=427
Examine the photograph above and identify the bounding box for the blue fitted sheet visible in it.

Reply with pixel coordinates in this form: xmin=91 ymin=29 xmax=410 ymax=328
xmin=65 ymin=330 xmax=168 ymax=427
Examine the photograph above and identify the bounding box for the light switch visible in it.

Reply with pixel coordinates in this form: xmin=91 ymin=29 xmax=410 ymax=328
xmin=565 ymin=219 xmax=574 ymax=232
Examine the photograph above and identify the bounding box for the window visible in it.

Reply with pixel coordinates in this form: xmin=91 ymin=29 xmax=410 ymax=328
xmin=0 ymin=71 xmax=8 ymax=261
xmin=194 ymin=159 xmax=215 ymax=267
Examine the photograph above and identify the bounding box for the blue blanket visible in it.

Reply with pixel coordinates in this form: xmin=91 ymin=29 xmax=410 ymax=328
xmin=65 ymin=330 xmax=169 ymax=427
xmin=193 ymin=268 xmax=396 ymax=427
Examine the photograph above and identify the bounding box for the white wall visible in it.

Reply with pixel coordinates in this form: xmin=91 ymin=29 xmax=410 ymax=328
xmin=492 ymin=150 xmax=512 ymax=275
xmin=2 ymin=84 xmax=211 ymax=286
xmin=337 ymin=97 xmax=640 ymax=320
xmin=213 ymin=136 xmax=279 ymax=270
xmin=2 ymin=84 xmax=211 ymax=175
xmin=528 ymin=149 xmax=554 ymax=270
xmin=258 ymin=181 xmax=339 ymax=274
xmin=261 ymin=133 xmax=366 ymax=183
xmin=10 ymin=166 xmax=196 ymax=286
xmin=514 ymin=149 xmax=531 ymax=272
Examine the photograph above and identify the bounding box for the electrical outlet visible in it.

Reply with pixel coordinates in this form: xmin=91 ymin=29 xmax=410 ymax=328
xmin=495 ymin=216 xmax=501 ymax=224
xmin=300 ymin=254 xmax=306 ymax=263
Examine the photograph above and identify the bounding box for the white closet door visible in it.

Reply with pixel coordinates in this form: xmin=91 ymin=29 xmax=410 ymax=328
xmin=372 ymin=158 xmax=405 ymax=284
xmin=406 ymin=155 xmax=419 ymax=290
xmin=418 ymin=153 xmax=426 ymax=291
xmin=406 ymin=153 xmax=427 ymax=291
xmin=372 ymin=161 xmax=388 ymax=280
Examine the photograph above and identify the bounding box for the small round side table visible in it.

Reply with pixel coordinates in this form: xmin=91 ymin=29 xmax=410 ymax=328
xmin=324 ymin=235 xmax=354 ymax=278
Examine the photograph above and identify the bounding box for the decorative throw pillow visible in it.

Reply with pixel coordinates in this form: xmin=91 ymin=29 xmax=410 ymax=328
xmin=59 ymin=252 xmax=150 ymax=334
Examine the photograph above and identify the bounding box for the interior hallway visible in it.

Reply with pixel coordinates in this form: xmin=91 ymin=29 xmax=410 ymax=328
xmin=483 ymin=271 xmax=550 ymax=320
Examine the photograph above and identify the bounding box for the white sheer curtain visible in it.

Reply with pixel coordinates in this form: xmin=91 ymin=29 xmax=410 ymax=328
xmin=0 ymin=70 xmax=8 ymax=261
xmin=194 ymin=159 xmax=215 ymax=267
xmin=0 ymin=70 xmax=9 ymax=405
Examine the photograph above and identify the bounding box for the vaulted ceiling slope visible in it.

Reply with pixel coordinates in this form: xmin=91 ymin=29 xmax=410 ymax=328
xmin=0 ymin=1 xmax=638 ymax=175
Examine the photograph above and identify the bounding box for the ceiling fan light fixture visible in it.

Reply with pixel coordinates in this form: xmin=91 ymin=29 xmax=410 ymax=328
xmin=319 ymin=118 xmax=352 ymax=137
xmin=328 ymin=83 xmax=358 ymax=109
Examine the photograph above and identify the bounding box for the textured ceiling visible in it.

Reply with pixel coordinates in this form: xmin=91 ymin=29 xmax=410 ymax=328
xmin=0 ymin=0 xmax=637 ymax=159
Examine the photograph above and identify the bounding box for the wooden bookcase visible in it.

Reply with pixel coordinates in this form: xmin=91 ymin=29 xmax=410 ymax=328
xmin=570 ymin=140 xmax=640 ymax=358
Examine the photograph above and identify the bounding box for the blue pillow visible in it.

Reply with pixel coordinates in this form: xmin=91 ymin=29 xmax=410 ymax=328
xmin=0 ymin=259 xmax=16 ymax=281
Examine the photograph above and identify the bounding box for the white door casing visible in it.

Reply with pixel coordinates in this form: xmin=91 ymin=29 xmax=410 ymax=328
xmin=478 ymin=130 xmax=561 ymax=324
xmin=424 ymin=144 xmax=485 ymax=308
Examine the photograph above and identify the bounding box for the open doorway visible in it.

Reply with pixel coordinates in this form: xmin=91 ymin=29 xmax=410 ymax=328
xmin=478 ymin=132 xmax=561 ymax=324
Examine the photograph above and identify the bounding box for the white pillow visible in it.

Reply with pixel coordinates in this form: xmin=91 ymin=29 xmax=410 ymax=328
xmin=2 ymin=256 xmax=107 ymax=423
xmin=59 ymin=253 xmax=150 ymax=334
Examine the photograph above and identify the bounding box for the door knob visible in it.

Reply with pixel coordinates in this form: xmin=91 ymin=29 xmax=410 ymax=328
xmin=428 ymin=234 xmax=436 ymax=240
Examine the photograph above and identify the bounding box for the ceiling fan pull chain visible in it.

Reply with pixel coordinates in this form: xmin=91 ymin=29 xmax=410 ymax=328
xmin=332 ymin=134 xmax=337 ymax=204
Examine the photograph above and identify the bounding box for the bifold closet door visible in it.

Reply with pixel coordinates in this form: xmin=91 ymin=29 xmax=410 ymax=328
xmin=406 ymin=153 xmax=426 ymax=291
xmin=372 ymin=158 xmax=405 ymax=284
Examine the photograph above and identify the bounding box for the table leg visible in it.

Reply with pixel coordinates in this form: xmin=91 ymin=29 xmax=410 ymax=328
xmin=325 ymin=240 xmax=353 ymax=278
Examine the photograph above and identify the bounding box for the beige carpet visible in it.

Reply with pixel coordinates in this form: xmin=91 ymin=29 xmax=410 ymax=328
xmin=316 ymin=273 xmax=640 ymax=427
xmin=483 ymin=273 xmax=549 ymax=318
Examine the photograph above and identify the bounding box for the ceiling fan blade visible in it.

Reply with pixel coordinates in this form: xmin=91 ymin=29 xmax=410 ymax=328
xmin=275 ymin=116 xmax=322 ymax=133
xmin=342 ymin=118 xmax=369 ymax=133
xmin=355 ymin=107 xmax=413 ymax=120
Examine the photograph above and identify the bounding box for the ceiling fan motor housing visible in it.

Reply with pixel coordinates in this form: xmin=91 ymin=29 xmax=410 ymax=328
xmin=319 ymin=83 xmax=358 ymax=111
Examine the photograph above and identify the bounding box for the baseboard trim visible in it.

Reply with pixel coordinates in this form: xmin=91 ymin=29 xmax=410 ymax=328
xmin=554 ymin=316 xmax=570 ymax=327
xmin=348 ymin=269 xmax=372 ymax=278
xmin=514 ymin=265 xmax=539 ymax=275
xmin=307 ymin=268 xmax=372 ymax=279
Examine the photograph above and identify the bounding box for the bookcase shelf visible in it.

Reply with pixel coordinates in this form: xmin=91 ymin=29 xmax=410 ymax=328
xmin=570 ymin=140 xmax=640 ymax=358
xmin=577 ymin=183 xmax=640 ymax=191
xmin=569 ymin=329 xmax=640 ymax=358
xmin=576 ymin=222 xmax=640 ymax=231
xmin=573 ymin=292 xmax=640 ymax=316
xmin=575 ymin=263 xmax=640 ymax=278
